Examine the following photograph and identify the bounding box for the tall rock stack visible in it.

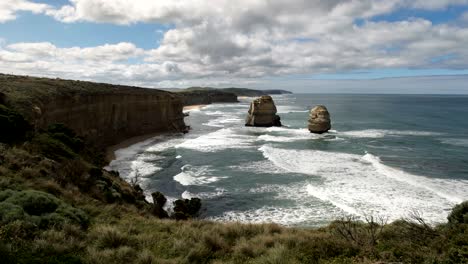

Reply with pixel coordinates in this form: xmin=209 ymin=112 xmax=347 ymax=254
xmin=245 ymin=96 xmax=282 ymax=127
xmin=308 ymin=105 xmax=331 ymax=134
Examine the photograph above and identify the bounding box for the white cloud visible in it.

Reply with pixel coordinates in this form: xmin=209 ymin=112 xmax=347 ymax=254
xmin=0 ymin=0 xmax=50 ymax=23
xmin=2 ymin=0 xmax=468 ymax=90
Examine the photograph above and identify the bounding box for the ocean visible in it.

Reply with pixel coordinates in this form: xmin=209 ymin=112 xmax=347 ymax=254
xmin=108 ymin=94 xmax=468 ymax=227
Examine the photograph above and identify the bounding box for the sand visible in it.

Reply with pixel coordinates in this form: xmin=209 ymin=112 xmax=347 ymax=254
xmin=183 ymin=104 xmax=207 ymax=111
xmin=106 ymin=132 xmax=162 ymax=162
xmin=106 ymin=104 xmax=206 ymax=162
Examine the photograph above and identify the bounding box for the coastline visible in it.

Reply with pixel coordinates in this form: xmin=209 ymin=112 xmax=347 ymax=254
xmin=106 ymin=132 xmax=162 ymax=162
xmin=183 ymin=104 xmax=207 ymax=111
xmin=106 ymin=104 xmax=206 ymax=162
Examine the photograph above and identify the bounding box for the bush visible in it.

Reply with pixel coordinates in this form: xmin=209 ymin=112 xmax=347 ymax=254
xmin=31 ymin=133 xmax=77 ymax=160
xmin=0 ymin=189 xmax=89 ymax=229
xmin=448 ymin=201 xmax=468 ymax=224
xmin=0 ymin=104 xmax=31 ymax=144
xmin=47 ymin=123 xmax=84 ymax=152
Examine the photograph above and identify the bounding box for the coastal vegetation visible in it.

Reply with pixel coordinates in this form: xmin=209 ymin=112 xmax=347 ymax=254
xmin=0 ymin=75 xmax=468 ymax=263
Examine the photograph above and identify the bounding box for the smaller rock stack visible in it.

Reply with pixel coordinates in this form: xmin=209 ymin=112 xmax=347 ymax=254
xmin=308 ymin=105 xmax=331 ymax=134
xmin=245 ymin=95 xmax=282 ymax=127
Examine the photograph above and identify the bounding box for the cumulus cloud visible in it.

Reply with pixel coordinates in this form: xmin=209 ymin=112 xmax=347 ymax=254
xmin=2 ymin=0 xmax=468 ymax=89
xmin=0 ymin=0 xmax=50 ymax=23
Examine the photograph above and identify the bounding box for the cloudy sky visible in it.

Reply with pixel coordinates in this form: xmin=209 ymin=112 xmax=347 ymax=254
xmin=1 ymin=0 xmax=468 ymax=93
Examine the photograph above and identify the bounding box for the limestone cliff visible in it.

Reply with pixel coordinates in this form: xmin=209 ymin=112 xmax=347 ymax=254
xmin=0 ymin=74 xmax=186 ymax=148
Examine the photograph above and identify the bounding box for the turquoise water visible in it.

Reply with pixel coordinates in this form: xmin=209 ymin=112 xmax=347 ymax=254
xmin=108 ymin=94 xmax=468 ymax=226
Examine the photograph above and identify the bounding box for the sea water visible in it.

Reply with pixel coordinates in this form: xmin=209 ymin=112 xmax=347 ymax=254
xmin=108 ymin=94 xmax=468 ymax=227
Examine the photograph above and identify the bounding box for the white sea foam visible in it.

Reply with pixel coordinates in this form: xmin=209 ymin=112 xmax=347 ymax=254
xmin=173 ymin=165 xmax=224 ymax=186
xmin=440 ymin=138 xmax=468 ymax=147
xmin=257 ymin=134 xmax=306 ymax=142
xmin=175 ymin=128 xmax=255 ymax=152
xmin=340 ymin=129 xmax=442 ymax=138
xmin=182 ymin=188 xmax=226 ymax=199
xmin=257 ymin=145 xmax=468 ymax=223
xmin=229 ymin=160 xmax=289 ymax=174
xmin=211 ymin=182 xmax=344 ymax=226
xmin=130 ymin=159 xmax=162 ymax=177
xmin=145 ymin=137 xmax=185 ymax=152
xmin=276 ymin=105 xmax=308 ymax=114
xmin=210 ymin=206 xmax=340 ymax=226
xmin=203 ymin=116 xmax=243 ymax=127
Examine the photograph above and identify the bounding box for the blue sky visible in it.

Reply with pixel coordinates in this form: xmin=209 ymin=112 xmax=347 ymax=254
xmin=1 ymin=0 xmax=468 ymax=93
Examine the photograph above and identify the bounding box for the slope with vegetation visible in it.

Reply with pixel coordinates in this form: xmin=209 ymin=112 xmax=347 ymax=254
xmin=0 ymin=75 xmax=468 ymax=264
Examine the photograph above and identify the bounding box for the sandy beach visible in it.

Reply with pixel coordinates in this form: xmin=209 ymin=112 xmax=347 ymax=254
xmin=106 ymin=132 xmax=162 ymax=162
xmin=237 ymin=96 xmax=256 ymax=100
xmin=106 ymin=104 xmax=206 ymax=162
xmin=183 ymin=104 xmax=207 ymax=111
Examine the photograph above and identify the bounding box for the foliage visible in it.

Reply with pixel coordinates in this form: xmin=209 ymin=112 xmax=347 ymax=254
xmin=0 ymin=189 xmax=89 ymax=229
xmin=448 ymin=200 xmax=468 ymax=224
xmin=0 ymin=104 xmax=31 ymax=144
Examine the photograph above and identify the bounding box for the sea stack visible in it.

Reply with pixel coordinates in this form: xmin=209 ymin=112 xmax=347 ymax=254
xmin=308 ymin=105 xmax=331 ymax=134
xmin=245 ymin=95 xmax=282 ymax=127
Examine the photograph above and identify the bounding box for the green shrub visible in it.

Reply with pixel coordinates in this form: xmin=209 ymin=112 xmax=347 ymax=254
xmin=0 ymin=189 xmax=89 ymax=229
xmin=448 ymin=201 xmax=468 ymax=224
xmin=47 ymin=123 xmax=84 ymax=152
xmin=0 ymin=104 xmax=31 ymax=144
xmin=31 ymin=133 xmax=76 ymax=160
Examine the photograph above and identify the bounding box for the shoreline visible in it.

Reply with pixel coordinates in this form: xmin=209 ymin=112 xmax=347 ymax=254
xmin=106 ymin=104 xmax=206 ymax=162
xmin=105 ymin=132 xmax=163 ymax=162
xmin=183 ymin=104 xmax=207 ymax=111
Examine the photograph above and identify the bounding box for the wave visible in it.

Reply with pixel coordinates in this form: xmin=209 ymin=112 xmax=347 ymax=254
xmin=175 ymin=128 xmax=255 ymax=152
xmin=210 ymin=182 xmax=344 ymax=226
xmin=276 ymin=105 xmax=308 ymax=114
xmin=173 ymin=165 xmax=223 ymax=186
xmin=182 ymin=188 xmax=226 ymax=199
xmin=203 ymin=116 xmax=243 ymax=128
xmin=440 ymin=138 xmax=468 ymax=147
xmin=258 ymin=145 xmax=468 ymax=223
xmin=229 ymin=160 xmax=289 ymax=174
xmin=339 ymin=129 xmax=442 ymax=138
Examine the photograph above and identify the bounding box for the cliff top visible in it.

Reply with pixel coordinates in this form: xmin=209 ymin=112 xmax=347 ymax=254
xmin=0 ymin=73 xmax=176 ymax=118
xmin=0 ymin=73 xmax=172 ymax=101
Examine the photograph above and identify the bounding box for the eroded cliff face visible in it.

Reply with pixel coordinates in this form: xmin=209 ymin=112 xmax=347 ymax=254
xmin=36 ymin=93 xmax=186 ymax=147
xmin=0 ymin=74 xmax=186 ymax=148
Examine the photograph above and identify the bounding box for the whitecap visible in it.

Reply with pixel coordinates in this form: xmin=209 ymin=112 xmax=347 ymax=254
xmin=182 ymin=188 xmax=225 ymax=199
xmin=228 ymin=160 xmax=289 ymax=174
xmin=175 ymin=128 xmax=255 ymax=152
xmin=340 ymin=129 xmax=442 ymax=138
xmin=258 ymin=145 xmax=468 ymax=223
xmin=440 ymin=138 xmax=468 ymax=147
xmin=173 ymin=165 xmax=224 ymax=186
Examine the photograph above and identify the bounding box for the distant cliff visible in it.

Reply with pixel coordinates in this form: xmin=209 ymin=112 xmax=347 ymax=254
xmin=164 ymin=87 xmax=292 ymax=105
xmin=0 ymin=74 xmax=186 ymax=148
xmin=177 ymin=89 xmax=238 ymax=106
xmin=179 ymin=87 xmax=292 ymax=97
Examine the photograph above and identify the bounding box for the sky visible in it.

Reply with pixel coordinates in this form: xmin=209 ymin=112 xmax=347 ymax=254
xmin=1 ymin=0 xmax=468 ymax=93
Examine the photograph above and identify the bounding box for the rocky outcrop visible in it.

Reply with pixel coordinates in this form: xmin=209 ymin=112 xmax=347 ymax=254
xmin=308 ymin=105 xmax=331 ymax=134
xmin=0 ymin=74 xmax=187 ymax=148
xmin=245 ymin=96 xmax=282 ymax=127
